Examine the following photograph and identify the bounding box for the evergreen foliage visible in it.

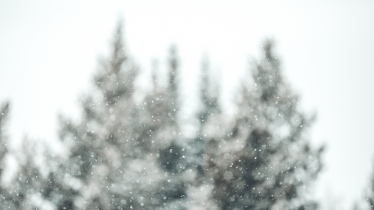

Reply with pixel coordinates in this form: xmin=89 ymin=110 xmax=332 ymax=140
xmin=0 ymin=102 xmax=9 ymax=169
xmin=203 ymin=40 xmax=324 ymax=210
xmin=366 ymin=164 xmax=374 ymax=210
xmin=0 ymin=23 xmax=324 ymax=210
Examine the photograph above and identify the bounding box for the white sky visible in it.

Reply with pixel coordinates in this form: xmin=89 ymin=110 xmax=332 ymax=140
xmin=1 ymin=1 xmax=374 ymax=209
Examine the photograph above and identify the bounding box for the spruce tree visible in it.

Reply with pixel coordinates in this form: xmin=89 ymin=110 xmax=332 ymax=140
xmin=183 ymin=57 xmax=221 ymax=210
xmin=58 ymin=22 xmax=187 ymax=210
xmin=203 ymin=40 xmax=324 ymax=210
xmin=0 ymin=102 xmax=55 ymax=209
xmin=0 ymin=101 xmax=14 ymax=209
xmin=366 ymin=164 xmax=374 ymax=210
xmin=8 ymin=138 xmax=52 ymax=209
xmin=0 ymin=102 xmax=9 ymax=173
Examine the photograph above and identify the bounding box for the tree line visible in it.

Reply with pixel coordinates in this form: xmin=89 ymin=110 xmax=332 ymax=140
xmin=0 ymin=22 xmax=371 ymax=210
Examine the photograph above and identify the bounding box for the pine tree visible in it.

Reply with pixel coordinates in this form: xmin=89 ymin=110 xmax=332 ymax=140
xmin=183 ymin=57 xmax=221 ymax=210
xmin=57 ymin=22 xmax=146 ymax=209
xmin=0 ymin=101 xmax=14 ymax=209
xmin=203 ymin=40 xmax=324 ymax=210
xmin=0 ymin=102 xmax=56 ymax=209
xmin=0 ymin=102 xmax=9 ymax=173
xmin=366 ymin=164 xmax=374 ymax=210
xmin=8 ymin=138 xmax=55 ymax=209
xmin=57 ymin=22 xmax=188 ymax=210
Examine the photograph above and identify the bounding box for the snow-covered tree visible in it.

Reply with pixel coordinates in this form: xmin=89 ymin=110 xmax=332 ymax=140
xmin=0 ymin=101 xmax=14 ymax=209
xmin=57 ymin=22 xmax=188 ymax=210
xmin=366 ymin=164 xmax=374 ymax=210
xmin=0 ymin=102 xmax=9 ymax=173
xmin=0 ymin=102 xmax=56 ymax=210
xmin=202 ymin=40 xmax=324 ymax=210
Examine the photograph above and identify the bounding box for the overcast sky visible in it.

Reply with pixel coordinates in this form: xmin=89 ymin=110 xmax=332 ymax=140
xmin=1 ymin=1 xmax=374 ymax=209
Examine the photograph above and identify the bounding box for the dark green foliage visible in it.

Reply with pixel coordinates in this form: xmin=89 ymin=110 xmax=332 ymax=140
xmin=160 ymin=143 xmax=183 ymax=173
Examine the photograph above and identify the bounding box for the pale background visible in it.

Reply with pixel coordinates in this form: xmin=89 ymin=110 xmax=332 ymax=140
xmin=1 ymin=1 xmax=374 ymax=209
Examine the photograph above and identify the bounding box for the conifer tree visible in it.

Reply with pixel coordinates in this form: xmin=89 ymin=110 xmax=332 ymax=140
xmin=57 ymin=22 xmax=188 ymax=210
xmin=183 ymin=57 xmax=221 ymax=210
xmin=0 ymin=101 xmax=14 ymax=209
xmin=203 ymin=40 xmax=324 ymax=210
xmin=366 ymin=164 xmax=374 ymax=210
xmin=0 ymin=102 xmax=9 ymax=173
xmin=8 ymin=139 xmax=53 ymax=209
xmin=0 ymin=102 xmax=55 ymax=209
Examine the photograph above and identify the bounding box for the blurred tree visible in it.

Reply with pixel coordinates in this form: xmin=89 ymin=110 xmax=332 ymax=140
xmin=57 ymin=22 xmax=187 ymax=210
xmin=0 ymin=102 xmax=57 ymax=209
xmin=181 ymin=57 xmax=222 ymax=210
xmin=366 ymin=163 xmax=374 ymax=210
xmin=0 ymin=102 xmax=10 ymax=173
xmin=0 ymin=101 xmax=14 ymax=209
xmin=203 ymin=40 xmax=324 ymax=210
xmin=7 ymin=138 xmax=57 ymax=210
xmin=351 ymin=161 xmax=374 ymax=210
xmin=352 ymin=202 xmax=365 ymax=210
